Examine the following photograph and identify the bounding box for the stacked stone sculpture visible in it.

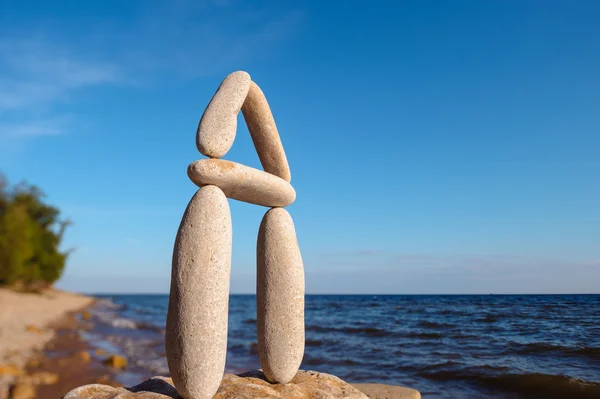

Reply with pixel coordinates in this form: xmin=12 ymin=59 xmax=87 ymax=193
xmin=61 ymin=70 xmax=421 ymax=399
xmin=165 ymin=71 xmax=305 ymax=399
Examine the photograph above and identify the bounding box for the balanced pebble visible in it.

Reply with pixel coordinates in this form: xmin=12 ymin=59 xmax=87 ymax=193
xmin=187 ymin=159 xmax=296 ymax=207
xmin=242 ymin=81 xmax=292 ymax=182
xmin=256 ymin=207 xmax=305 ymax=383
xmin=165 ymin=185 xmax=232 ymax=399
xmin=196 ymin=71 xmax=251 ymax=158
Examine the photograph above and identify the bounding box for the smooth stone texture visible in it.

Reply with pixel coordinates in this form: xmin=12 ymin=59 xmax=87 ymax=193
xmin=165 ymin=186 xmax=232 ymax=399
xmin=241 ymin=81 xmax=292 ymax=182
xmin=352 ymin=383 xmax=422 ymax=399
xmin=257 ymin=208 xmax=305 ymax=384
xmin=62 ymin=370 xmax=377 ymax=399
xmin=187 ymin=159 xmax=296 ymax=207
xmin=196 ymin=71 xmax=251 ymax=158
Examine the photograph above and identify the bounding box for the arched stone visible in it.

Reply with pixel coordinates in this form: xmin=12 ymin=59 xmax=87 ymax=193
xmin=196 ymin=72 xmax=291 ymax=181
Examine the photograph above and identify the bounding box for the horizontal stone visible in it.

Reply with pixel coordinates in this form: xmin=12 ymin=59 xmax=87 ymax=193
xmin=242 ymin=81 xmax=291 ymax=182
xmin=196 ymin=71 xmax=251 ymax=158
xmin=187 ymin=159 xmax=296 ymax=207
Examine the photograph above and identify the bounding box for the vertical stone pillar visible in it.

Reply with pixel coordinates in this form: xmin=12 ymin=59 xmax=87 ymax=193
xmin=165 ymin=185 xmax=232 ymax=399
xmin=256 ymin=207 xmax=305 ymax=383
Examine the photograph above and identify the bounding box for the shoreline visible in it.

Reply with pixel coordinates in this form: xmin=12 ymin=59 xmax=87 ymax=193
xmin=0 ymin=288 xmax=122 ymax=399
xmin=0 ymin=289 xmax=421 ymax=399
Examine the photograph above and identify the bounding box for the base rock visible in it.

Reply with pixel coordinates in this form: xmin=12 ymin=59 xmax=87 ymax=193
xmin=63 ymin=370 xmax=375 ymax=399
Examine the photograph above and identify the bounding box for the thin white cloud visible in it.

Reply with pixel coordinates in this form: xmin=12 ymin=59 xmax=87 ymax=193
xmin=0 ymin=37 xmax=122 ymax=110
xmin=1 ymin=121 xmax=62 ymax=138
xmin=0 ymin=2 xmax=303 ymax=148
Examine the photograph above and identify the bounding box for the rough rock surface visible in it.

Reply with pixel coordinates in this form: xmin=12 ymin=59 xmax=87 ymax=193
xmin=257 ymin=208 xmax=304 ymax=383
xmin=187 ymin=159 xmax=296 ymax=207
xmin=196 ymin=71 xmax=251 ymax=158
xmin=352 ymin=383 xmax=421 ymax=399
xmin=241 ymin=81 xmax=291 ymax=182
xmin=165 ymin=185 xmax=232 ymax=399
xmin=62 ymin=370 xmax=372 ymax=399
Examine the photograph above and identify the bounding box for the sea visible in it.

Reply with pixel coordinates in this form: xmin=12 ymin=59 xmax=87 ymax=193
xmin=81 ymin=294 xmax=600 ymax=398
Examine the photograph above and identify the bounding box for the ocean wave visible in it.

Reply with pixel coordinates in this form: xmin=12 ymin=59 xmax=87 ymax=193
xmin=302 ymin=355 xmax=359 ymax=366
xmin=418 ymin=369 xmax=600 ymax=399
xmin=111 ymin=318 xmax=138 ymax=329
xmin=305 ymin=325 xmax=388 ymax=337
xmin=417 ymin=321 xmax=456 ymax=329
xmin=95 ymin=298 xmax=123 ymax=309
xmin=507 ymin=342 xmax=600 ymax=360
xmin=404 ymin=332 xmax=443 ymax=339
xmin=477 ymin=314 xmax=500 ymax=323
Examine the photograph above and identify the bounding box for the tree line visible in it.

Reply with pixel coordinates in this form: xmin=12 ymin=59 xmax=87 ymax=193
xmin=0 ymin=173 xmax=70 ymax=289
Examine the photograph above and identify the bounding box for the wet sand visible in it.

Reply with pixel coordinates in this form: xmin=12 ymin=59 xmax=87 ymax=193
xmin=0 ymin=288 xmax=121 ymax=399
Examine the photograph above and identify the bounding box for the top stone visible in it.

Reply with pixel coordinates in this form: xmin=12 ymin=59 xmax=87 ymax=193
xmin=242 ymin=81 xmax=291 ymax=182
xmin=196 ymin=71 xmax=251 ymax=158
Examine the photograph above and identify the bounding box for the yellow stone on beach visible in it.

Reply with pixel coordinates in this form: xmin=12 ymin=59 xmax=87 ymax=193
xmin=75 ymin=350 xmax=91 ymax=364
xmin=103 ymin=355 xmax=127 ymax=369
xmin=0 ymin=364 xmax=23 ymax=376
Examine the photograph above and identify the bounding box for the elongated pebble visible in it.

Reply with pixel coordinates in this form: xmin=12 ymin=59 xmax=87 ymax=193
xmin=196 ymin=71 xmax=251 ymax=158
xmin=187 ymin=159 xmax=296 ymax=207
xmin=165 ymin=185 xmax=232 ymax=399
xmin=242 ymin=81 xmax=291 ymax=182
xmin=257 ymin=208 xmax=305 ymax=383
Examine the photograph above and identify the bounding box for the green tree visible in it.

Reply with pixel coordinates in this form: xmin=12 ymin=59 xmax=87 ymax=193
xmin=0 ymin=173 xmax=71 ymax=288
xmin=0 ymin=203 xmax=34 ymax=284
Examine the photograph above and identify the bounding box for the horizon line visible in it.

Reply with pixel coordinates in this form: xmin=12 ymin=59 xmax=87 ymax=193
xmin=81 ymin=292 xmax=600 ymax=296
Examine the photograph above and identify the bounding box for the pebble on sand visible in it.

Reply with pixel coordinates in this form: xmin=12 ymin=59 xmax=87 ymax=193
xmin=103 ymin=355 xmax=127 ymax=369
xmin=75 ymin=351 xmax=91 ymax=364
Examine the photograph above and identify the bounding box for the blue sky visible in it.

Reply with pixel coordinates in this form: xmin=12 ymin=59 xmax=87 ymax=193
xmin=1 ymin=0 xmax=599 ymax=294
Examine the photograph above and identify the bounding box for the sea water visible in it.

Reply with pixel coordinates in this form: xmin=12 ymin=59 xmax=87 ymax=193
xmin=82 ymin=294 xmax=600 ymax=398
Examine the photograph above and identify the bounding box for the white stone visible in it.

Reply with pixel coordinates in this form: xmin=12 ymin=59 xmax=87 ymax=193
xmin=165 ymin=185 xmax=232 ymax=399
xmin=256 ymin=208 xmax=305 ymax=383
xmin=187 ymin=159 xmax=296 ymax=207
xmin=196 ymin=71 xmax=251 ymax=158
xmin=242 ymin=81 xmax=291 ymax=182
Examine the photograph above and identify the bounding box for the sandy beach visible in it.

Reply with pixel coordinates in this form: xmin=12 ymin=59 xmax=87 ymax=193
xmin=0 ymin=288 xmax=115 ymax=399
xmin=0 ymin=288 xmax=93 ymax=367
